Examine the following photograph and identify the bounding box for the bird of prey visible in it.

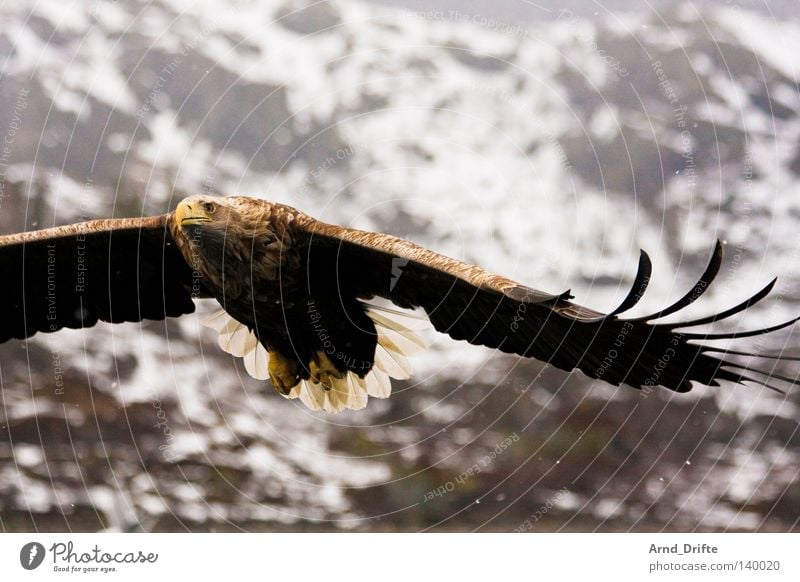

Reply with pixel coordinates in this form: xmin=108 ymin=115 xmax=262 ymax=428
xmin=0 ymin=195 xmax=797 ymax=413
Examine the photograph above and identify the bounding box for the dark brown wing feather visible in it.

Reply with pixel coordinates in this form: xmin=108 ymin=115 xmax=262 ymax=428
xmin=0 ymin=215 xmax=198 ymax=342
xmin=295 ymin=215 xmax=799 ymax=394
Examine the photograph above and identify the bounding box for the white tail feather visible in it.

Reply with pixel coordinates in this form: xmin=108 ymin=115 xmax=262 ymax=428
xmin=203 ymin=309 xmax=270 ymax=376
xmin=243 ymin=341 xmax=270 ymax=380
xmin=375 ymin=345 xmax=412 ymax=379
xmin=203 ymin=309 xmax=233 ymax=332
xmin=366 ymin=367 xmax=392 ymax=398
xmin=201 ymin=303 xmax=430 ymax=413
xmin=365 ymin=306 xmax=431 ymax=331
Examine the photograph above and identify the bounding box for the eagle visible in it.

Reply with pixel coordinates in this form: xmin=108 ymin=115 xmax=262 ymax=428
xmin=1 ymin=195 xmax=797 ymax=413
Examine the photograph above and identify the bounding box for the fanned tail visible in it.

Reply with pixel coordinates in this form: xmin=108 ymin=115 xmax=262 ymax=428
xmin=201 ymin=304 xmax=430 ymax=413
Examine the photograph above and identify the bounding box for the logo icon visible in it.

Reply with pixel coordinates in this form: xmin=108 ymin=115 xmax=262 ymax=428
xmin=20 ymin=542 xmax=45 ymax=570
xmin=390 ymin=258 xmax=409 ymax=292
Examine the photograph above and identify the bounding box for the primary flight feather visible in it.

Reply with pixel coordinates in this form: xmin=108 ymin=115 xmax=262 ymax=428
xmin=1 ymin=194 xmax=797 ymax=413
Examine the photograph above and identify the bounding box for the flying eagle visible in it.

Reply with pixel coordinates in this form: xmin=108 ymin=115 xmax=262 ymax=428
xmin=1 ymin=195 xmax=797 ymax=413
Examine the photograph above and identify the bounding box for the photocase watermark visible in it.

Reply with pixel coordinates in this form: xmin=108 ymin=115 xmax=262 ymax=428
xmin=0 ymin=87 xmax=30 ymax=207
xmin=651 ymin=60 xmax=696 ymax=193
xmin=724 ymin=150 xmax=754 ymax=283
xmin=152 ymin=398 xmax=177 ymax=462
xmin=72 ymin=178 xmax=94 ymax=331
xmin=41 ymin=243 xmax=67 ymax=395
xmin=40 ymin=169 xmax=95 ymax=397
xmin=135 ymin=13 xmax=239 ymax=120
xmin=675 ymin=106 xmax=697 ymax=190
xmin=296 ymin=142 xmax=362 ymax=200
xmin=594 ymin=321 xmax=634 ymax=380
xmin=652 ymin=60 xmax=679 ymax=107
xmin=422 ymin=432 xmax=520 ymax=502
xmin=408 ymin=9 xmax=532 ymax=41
xmin=509 ymin=292 xmax=532 ymax=333
xmin=307 ymin=298 xmax=371 ymax=372
xmin=19 ymin=542 xmax=46 ymax=570
xmin=136 ymin=38 xmax=202 ymax=120
xmin=724 ymin=207 xmax=751 ymax=283
xmin=20 ymin=539 xmax=158 ymax=573
xmin=513 ymin=487 xmax=570 ymax=531
xmin=135 ymin=1 xmax=255 ymax=120
xmin=557 ymin=9 xmax=630 ymax=78
xmin=74 ymin=235 xmax=89 ymax=294
xmin=186 ymin=229 xmax=205 ymax=299
xmin=641 ymin=332 xmax=687 ymax=397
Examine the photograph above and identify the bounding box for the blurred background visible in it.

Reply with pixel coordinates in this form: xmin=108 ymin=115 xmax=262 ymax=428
xmin=1 ymin=0 xmax=799 ymax=532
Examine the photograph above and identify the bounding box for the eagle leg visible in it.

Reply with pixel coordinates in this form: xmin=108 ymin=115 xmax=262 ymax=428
xmin=309 ymin=351 xmax=345 ymax=390
xmin=268 ymin=352 xmax=301 ymax=396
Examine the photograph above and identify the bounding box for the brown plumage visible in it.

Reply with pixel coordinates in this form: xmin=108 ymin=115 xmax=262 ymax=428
xmin=0 ymin=194 xmax=797 ymax=413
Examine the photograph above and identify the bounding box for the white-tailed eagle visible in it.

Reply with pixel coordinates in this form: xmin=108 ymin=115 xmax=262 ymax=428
xmin=0 ymin=195 xmax=796 ymax=413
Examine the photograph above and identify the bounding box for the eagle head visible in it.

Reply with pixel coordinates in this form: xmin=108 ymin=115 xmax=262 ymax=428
xmin=171 ymin=195 xmax=276 ymax=298
xmin=175 ymin=195 xmax=232 ymax=228
xmin=174 ymin=195 xmax=273 ymax=235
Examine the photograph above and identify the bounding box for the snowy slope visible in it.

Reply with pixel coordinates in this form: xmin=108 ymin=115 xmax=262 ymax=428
xmin=1 ymin=0 xmax=799 ymax=532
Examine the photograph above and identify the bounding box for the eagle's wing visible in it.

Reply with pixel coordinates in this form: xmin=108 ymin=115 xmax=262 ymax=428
xmin=296 ymin=215 xmax=800 ymax=394
xmin=0 ymin=215 xmax=198 ymax=342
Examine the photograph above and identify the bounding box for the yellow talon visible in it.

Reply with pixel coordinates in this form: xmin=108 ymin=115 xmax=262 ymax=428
xmin=309 ymin=351 xmax=344 ymax=389
xmin=268 ymin=352 xmax=300 ymax=395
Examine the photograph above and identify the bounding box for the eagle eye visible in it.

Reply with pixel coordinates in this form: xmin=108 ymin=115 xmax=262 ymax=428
xmin=203 ymin=202 xmax=217 ymax=213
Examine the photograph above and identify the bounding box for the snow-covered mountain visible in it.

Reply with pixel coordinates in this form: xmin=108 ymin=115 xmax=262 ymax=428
xmin=1 ymin=0 xmax=798 ymax=532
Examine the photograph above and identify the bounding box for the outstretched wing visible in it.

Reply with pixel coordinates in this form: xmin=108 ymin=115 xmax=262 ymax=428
xmin=295 ymin=215 xmax=799 ymax=394
xmin=0 ymin=215 xmax=198 ymax=342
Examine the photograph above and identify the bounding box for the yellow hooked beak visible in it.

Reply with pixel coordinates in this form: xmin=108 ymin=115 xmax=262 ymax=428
xmin=175 ymin=199 xmax=214 ymax=226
